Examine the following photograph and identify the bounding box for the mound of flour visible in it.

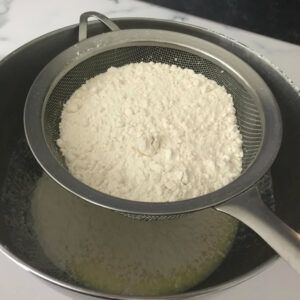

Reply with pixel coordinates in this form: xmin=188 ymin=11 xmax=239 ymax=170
xmin=57 ymin=62 xmax=243 ymax=202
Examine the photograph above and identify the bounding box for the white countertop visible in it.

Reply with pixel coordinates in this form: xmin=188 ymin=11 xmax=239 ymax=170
xmin=0 ymin=0 xmax=300 ymax=299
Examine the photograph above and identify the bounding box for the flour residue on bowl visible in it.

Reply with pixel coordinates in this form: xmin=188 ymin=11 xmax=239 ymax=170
xmin=57 ymin=62 xmax=243 ymax=202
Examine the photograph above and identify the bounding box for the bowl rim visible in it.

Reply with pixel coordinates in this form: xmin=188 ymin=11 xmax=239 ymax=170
xmin=0 ymin=16 xmax=282 ymax=299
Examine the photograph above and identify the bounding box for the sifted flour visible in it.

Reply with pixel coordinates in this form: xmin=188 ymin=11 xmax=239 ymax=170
xmin=57 ymin=62 xmax=243 ymax=202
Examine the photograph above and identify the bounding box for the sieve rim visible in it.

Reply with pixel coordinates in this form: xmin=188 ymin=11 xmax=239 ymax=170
xmin=24 ymin=29 xmax=282 ymax=215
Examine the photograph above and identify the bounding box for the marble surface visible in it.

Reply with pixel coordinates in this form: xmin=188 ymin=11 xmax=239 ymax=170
xmin=0 ymin=0 xmax=300 ymax=299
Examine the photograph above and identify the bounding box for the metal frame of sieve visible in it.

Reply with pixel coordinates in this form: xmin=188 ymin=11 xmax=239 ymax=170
xmin=24 ymin=12 xmax=282 ymax=215
xmin=24 ymin=11 xmax=300 ymax=278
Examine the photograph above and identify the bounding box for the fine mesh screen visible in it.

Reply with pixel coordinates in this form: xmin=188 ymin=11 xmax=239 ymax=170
xmin=44 ymin=46 xmax=262 ymax=173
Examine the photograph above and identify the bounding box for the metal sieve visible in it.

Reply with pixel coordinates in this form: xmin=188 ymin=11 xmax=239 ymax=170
xmin=24 ymin=12 xmax=300 ymax=273
xmin=25 ymin=11 xmax=278 ymax=210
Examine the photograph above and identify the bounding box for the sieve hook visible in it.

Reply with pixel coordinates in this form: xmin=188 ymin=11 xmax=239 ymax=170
xmin=79 ymin=11 xmax=120 ymax=42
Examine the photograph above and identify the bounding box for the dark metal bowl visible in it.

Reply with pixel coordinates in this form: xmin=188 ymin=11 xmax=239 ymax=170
xmin=0 ymin=18 xmax=299 ymax=299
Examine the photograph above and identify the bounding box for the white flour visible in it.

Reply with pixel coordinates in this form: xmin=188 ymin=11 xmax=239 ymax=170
xmin=57 ymin=62 xmax=243 ymax=202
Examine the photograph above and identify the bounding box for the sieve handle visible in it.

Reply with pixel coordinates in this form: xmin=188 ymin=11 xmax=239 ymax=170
xmin=79 ymin=11 xmax=120 ymax=42
xmin=216 ymin=187 xmax=300 ymax=275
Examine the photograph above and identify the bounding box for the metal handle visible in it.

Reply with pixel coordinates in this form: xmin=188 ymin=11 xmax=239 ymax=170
xmin=216 ymin=187 xmax=300 ymax=274
xmin=79 ymin=11 xmax=120 ymax=42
